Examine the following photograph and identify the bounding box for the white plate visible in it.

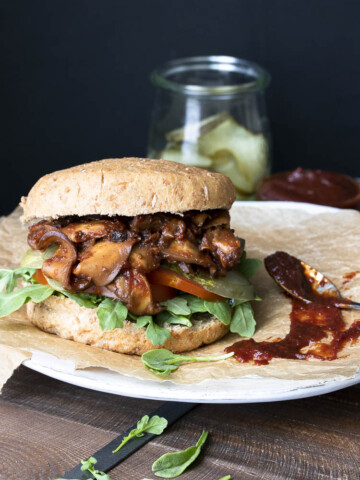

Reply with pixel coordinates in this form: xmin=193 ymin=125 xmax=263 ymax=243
xmin=24 ymin=202 xmax=360 ymax=403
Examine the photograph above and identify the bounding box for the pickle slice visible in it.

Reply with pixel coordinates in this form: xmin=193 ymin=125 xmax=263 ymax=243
xmin=160 ymin=147 xmax=213 ymax=168
xmin=211 ymin=150 xmax=253 ymax=193
xmin=165 ymin=111 xmax=230 ymax=143
xmin=198 ymin=117 xmax=268 ymax=190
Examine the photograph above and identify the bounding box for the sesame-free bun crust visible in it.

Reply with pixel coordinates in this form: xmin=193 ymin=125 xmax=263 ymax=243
xmin=21 ymin=157 xmax=236 ymax=222
xmin=26 ymin=296 xmax=230 ymax=355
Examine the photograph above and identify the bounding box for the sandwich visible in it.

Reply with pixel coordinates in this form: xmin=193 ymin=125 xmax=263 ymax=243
xmin=0 ymin=158 xmax=259 ymax=354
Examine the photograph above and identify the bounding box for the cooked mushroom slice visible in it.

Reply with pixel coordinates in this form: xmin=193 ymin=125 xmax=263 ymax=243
xmin=128 ymin=244 xmax=160 ymax=273
xmin=37 ymin=231 xmax=77 ymax=290
xmin=108 ymin=270 xmax=161 ymax=316
xmin=61 ymin=220 xmax=126 ymax=243
xmin=203 ymin=209 xmax=230 ymax=229
xmin=201 ymin=228 xmax=242 ymax=269
xmin=73 ymin=239 xmax=136 ymax=286
xmin=162 ymin=239 xmax=215 ymax=268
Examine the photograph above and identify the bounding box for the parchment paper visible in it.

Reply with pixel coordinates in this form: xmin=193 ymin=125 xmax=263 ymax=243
xmin=1 ymin=204 xmax=360 ymax=389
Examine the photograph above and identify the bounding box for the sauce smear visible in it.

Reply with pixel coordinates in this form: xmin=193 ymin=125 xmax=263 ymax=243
xmin=226 ymin=252 xmax=360 ymax=365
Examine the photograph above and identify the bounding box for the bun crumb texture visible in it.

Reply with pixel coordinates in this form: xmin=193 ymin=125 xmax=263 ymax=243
xmin=27 ymin=296 xmax=230 ymax=355
xmin=21 ymin=157 xmax=236 ymax=221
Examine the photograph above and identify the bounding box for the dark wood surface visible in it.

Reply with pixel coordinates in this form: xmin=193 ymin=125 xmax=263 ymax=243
xmin=0 ymin=366 xmax=359 ymax=480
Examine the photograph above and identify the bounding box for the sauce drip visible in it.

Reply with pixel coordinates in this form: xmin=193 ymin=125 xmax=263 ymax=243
xmin=226 ymin=252 xmax=360 ymax=365
xmin=257 ymin=167 xmax=360 ymax=208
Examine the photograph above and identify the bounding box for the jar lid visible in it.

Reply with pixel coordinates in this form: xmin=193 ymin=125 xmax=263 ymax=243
xmin=150 ymin=55 xmax=270 ymax=96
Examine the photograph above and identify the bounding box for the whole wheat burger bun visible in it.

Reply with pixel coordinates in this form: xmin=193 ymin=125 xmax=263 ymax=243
xmin=26 ymin=297 xmax=230 ymax=355
xmin=21 ymin=157 xmax=236 ymax=222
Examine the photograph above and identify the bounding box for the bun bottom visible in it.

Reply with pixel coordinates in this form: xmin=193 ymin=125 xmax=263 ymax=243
xmin=26 ymin=296 xmax=230 ymax=355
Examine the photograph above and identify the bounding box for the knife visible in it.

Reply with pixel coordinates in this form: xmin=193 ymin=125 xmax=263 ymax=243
xmin=59 ymin=401 xmax=197 ymax=479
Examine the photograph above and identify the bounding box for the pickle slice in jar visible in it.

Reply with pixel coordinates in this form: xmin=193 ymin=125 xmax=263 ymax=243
xmin=212 ymin=150 xmax=253 ymax=194
xmin=165 ymin=112 xmax=230 ymax=143
xmin=198 ymin=117 xmax=268 ymax=190
xmin=160 ymin=146 xmax=213 ymax=168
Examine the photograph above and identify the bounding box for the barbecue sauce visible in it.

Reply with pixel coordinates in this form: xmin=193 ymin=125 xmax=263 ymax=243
xmin=256 ymin=167 xmax=360 ymax=208
xmin=225 ymin=252 xmax=360 ymax=365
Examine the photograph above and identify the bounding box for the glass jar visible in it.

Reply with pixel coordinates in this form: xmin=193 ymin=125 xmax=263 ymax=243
xmin=147 ymin=55 xmax=271 ymax=199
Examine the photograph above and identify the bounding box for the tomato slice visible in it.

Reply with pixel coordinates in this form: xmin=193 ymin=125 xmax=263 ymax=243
xmin=33 ymin=269 xmax=49 ymax=286
xmin=150 ymin=284 xmax=177 ymax=302
xmin=148 ymin=268 xmax=224 ymax=302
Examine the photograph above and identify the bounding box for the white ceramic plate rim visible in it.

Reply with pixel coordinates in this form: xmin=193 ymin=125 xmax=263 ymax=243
xmin=24 ymin=201 xmax=360 ymax=403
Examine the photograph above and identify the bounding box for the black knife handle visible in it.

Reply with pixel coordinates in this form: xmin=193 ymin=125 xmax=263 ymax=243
xmin=60 ymin=401 xmax=197 ymax=479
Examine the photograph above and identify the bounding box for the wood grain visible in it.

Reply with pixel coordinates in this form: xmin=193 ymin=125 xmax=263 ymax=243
xmin=0 ymin=366 xmax=359 ymax=479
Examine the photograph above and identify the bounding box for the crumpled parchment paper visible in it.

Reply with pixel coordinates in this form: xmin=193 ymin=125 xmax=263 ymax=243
xmin=1 ymin=204 xmax=360 ymax=389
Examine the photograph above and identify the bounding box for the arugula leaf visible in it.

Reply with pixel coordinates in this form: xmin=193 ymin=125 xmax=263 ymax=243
xmin=81 ymin=456 xmax=97 ymax=471
xmin=160 ymin=297 xmax=191 ymax=316
xmin=156 ymin=310 xmax=192 ymax=328
xmin=182 ymin=295 xmax=207 ymax=313
xmin=152 ymin=430 xmax=208 ymax=478
xmin=237 ymin=251 xmax=262 ymax=280
xmin=55 ymin=456 xmax=110 ymax=480
xmin=0 ymin=284 xmax=54 ymax=317
xmin=62 ymin=291 xmax=102 ymax=308
xmin=112 ymin=415 xmax=168 ymax=453
xmin=142 ymin=349 xmax=234 ymax=377
xmin=79 ymin=457 xmax=111 ymax=480
xmin=43 ymin=276 xmax=101 ymax=309
xmin=203 ymin=300 xmax=231 ymax=325
xmin=0 ymin=267 xmax=36 ymax=293
xmin=230 ymin=302 xmax=256 ymax=337
xmin=97 ymin=298 xmax=128 ymax=331
xmin=146 ymin=318 xmax=171 ymax=346
xmin=136 ymin=315 xmax=153 ymax=328
xmin=135 ymin=315 xmax=171 ymax=345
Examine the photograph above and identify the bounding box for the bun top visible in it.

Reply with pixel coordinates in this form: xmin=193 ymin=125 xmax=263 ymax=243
xmin=21 ymin=157 xmax=236 ymax=221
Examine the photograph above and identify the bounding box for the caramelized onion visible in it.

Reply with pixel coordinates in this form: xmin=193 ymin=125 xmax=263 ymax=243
xmin=38 ymin=231 xmax=77 ymax=290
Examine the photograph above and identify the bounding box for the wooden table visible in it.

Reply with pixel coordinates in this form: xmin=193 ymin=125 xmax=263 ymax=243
xmin=0 ymin=366 xmax=359 ymax=479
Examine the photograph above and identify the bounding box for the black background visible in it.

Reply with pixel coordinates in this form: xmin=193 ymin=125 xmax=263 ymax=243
xmin=1 ymin=0 xmax=359 ymax=215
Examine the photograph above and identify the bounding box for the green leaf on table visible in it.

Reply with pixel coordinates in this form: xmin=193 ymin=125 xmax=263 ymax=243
xmin=0 ymin=284 xmax=54 ymax=317
xmin=204 ymin=300 xmax=231 ymax=325
xmin=80 ymin=457 xmax=111 ymax=480
xmin=97 ymin=298 xmax=128 ymax=331
xmin=142 ymin=349 xmax=234 ymax=377
xmin=230 ymin=302 xmax=256 ymax=337
xmin=112 ymin=414 xmax=168 ymax=453
xmin=152 ymin=430 xmax=208 ymax=478
xmin=55 ymin=456 xmax=111 ymax=480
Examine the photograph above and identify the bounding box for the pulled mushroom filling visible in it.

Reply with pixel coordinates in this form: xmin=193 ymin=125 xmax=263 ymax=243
xmin=28 ymin=209 xmax=243 ymax=315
